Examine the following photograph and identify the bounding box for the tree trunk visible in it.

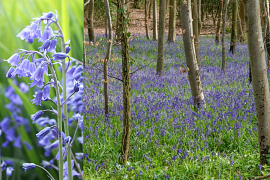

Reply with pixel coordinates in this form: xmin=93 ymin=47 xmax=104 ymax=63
xmin=105 ymin=17 xmax=108 ymax=38
xmin=221 ymin=0 xmax=229 ymax=71
xmin=192 ymin=0 xmax=199 ymax=59
xmin=239 ymin=0 xmax=246 ymax=35
xmin=201 ymin=0 xmax=205 ymax=22
xmin=148 ymin=0 xmax=152 ymax=19
xmin=153 ymin=0 xmax=158 ymax=41
xmin=198 ymin=0 xmax=202 ymax=35
xmin=116 ymin=1 xmax=121 ymax=42
xmin=215 ymin=0 xmax=223 ymax=44
xmin=157 ymin=0 xmax=166 ymax=74
xmin=88 ymin=0 xmax=95 ymax=42
xmin=104 ymin=0 xmax=113 ymax=116
xmin=168 ymin=0 xmax=176 ymax=43
xmin=229 ymin=0 xmax=237 ymax=54
xmin=145 ymin=0 xmax=150 ymax=40
xmin=119 ymin=0 xmax=131 ymax=164
xmin=244 ymin=0 xmax=270 ymax=165
xmin=237 ymin=12 xmax=244 ymax=42
xmin=181 ymin=0 xmax=205 ymax=108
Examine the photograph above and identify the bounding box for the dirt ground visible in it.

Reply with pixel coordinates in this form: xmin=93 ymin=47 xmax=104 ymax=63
xmin=84 ymin=7 xmax=218 ymax=36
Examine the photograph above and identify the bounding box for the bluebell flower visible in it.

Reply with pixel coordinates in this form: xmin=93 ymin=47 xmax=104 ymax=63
xmin=50 ymin=140 xmax=59 ymax=149
xmin=31 ymin=91 xmax=43 ymax=106
xmin=14 ymin=136 xmax=22 ymax=148
xmin=2 ymin=140 xmax=10 ymax=148
xmin=65 ymin=46 xmax=71 ymax=54
xmin=48 ymin=39 xmax=57 ymax=52
xmin=75 ymin=153 xmax=83 ymax=161
xmin=5 ymin=54 xmax=21 ymax=66
xmin=6 ymin=167 xmax=14 ymax=176
xmin=1 ymin=161 xmax=7 ymax=170
xmin=39 ymin=26 xmax=54 ymax=42
xmin=39 ymin=39 xmax=51 ymax=52
xmin=5 ymin=128 xmax=15 ymax=142
xmin=41 ymin=12 xmax=55 ymax=19
xmin=56 ymin=147 xmax=66 ymax=160
xmin=18 ymin=59 xmax=31 ymax=74
xmin=31 ymin=110 xmax=44 ymax=122
xmin=52 ymin=53 xmax=68 ymax=61
xmin=6 ymin=67 xmax=15 ymax=78
xmin=36 ymin=127 xmax=51 ymax=140
xmin=30 ymin=66 xmax=45 ymax=81
xmin=29 ymin=62 xmax=36 ymax=75
xmin=43 ymin=85 xmax=50 ymax=99
xmin=74 ymin=80 xmax=80 ymax=92
xmin=1 ymin=117 xmax=10 ymax=130
xmin=64 ymin=136 xmax=71 ymax=145
xmin=22 ymin=163 xmax=36 ymax=172
xmin=23 ymin=141 xmax=33 ymax=150
xmin=20 ymin=82 xmax=29 ymax=93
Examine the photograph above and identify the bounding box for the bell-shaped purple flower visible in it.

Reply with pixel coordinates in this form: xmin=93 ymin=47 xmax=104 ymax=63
xmin=31 ymin=91 xmax=43 ymax=106
xmin=14 ymin=136 xmax=22 ymax=148
xmin=30 ymin=66 xmax=44 ymax=81
xmin=6 ymin=167 xmax=14 ymax=177
xmin=5 ymin=54 xmax=20 ymax=66
xmin=50 ymin=140 xmax=59 ymax=149
xmin=73 ymin=80 xmax=80 ymax=92
xmin=41 ymin=12 xmax=55 ymax=19
xmin=65 ymin=46 xmax=71 ymax=54
xmin=43 ymin=85 xmax=50 ymax=99
xmin=22 ymin=163 xmax=36 ymax=172
xmin=31 ymin=110 xmax=44 ymax=122
xmin=6 ymin=67 xmax=15 ymax=78
xmin=23 ymin=141 xmax=33 ymax=150
xmin=30 ymin=79 xmax=44 ymax=88
xmin=20 ymin=82 xmax=29 ymax=93
xmin=52 ymin=53 xmax=68 ymax=61
xmin=39 ymin=27 xmax=51 ymax=42
xmin=36 ymin=127 xmax=51 ymax=140
xmin=48 ymin=39 xmax=57 ymax=52
xmin=39 ymin=39 xmax=51 ymax=52
xmin=29 ymin=62 xmax=36 ymax=75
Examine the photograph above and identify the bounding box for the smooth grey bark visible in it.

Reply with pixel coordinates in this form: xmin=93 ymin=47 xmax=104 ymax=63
xmin=157 ymin=0 xmax=166 ymax=75
xmin=239 ymin=0 xmax=246 ymax=34
xmin=153 ymin=0 xmax=158 ymax=41
xmin=229 ymin=0 xmax=237 ymax=54
xmin=145 ymin=0 xmax=150 ymax=40
xmin=221 ymin=0 xmax=229 ymax=71
xmin=119 ymin=0 xmax=131 ymax=164
xmin=104 ymin=0 xmax=113 ymax=115
xmin=87 ymin=0 xmax=95 ymax=42
xmin=181 ymin=0 xmax=205 ymax=108
xmin=244 ymin=0 xmax=270 ymax=165
xmin=215 ymin=0 xmax=223 ymax=44
xmin=168 ymin=0 xmax=176 ymax=42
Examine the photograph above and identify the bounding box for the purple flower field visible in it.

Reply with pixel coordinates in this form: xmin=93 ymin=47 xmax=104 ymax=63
xmin=83 ymin=35 xmax=266 ymax=179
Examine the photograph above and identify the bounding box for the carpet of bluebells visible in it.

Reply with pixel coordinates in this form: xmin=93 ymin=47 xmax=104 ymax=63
xmin=83 ymin=35 xmax=267 ymax=179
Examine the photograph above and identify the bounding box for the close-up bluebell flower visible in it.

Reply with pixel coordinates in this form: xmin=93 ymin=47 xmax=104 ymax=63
xmin=6 ymin=67 xmax=15 ymax=78
xmin=31 ymin=110 xmax=44 ymax=122
xmin=43 ymin=85 xmax=50 ymax=99
xmin=31 ymin=91 xmax=43 ymax=106
xmin=20 ymin=82 xmax=29 ymax=93
xmin=52 ymin=53 xmax=68 ymax=61
xmin=48 ymin=39 xmax=57 ymax=52
xmin=5 ymin=54 xmax=21 ymax=66
xmin=36 ymin=127 xmax=51 ymax=140
xmin=6 ymin=166 xmax=14 ymax=176
xmin=39 ymin=39 xmax=51 ymax=52
xmin=73 ymin=80 xmax=80 ymax=92
xmin=22 ymin=163 xmax=36 ymax=172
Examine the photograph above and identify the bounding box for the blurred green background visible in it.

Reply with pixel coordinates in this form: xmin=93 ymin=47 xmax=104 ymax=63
xmin=0 ymin=0 xmax=83 ymax=179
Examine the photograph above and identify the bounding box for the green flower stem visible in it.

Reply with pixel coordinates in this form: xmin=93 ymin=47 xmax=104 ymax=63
xmin=0 ymin=155 xmax=2 ymax=180
xmin=48 ymin=64 xmax=63 ymax=180
xmin=54 ymin=21 xmax=72 ymax=180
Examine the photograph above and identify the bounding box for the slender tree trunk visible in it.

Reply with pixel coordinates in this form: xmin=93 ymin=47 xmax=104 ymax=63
xmin=244 ymin=0 xmax=270 ymax=165
xmin=119 ymin=0 xmax=131 ymax=164
xmin=229 ymin=0 xmax=237 ymax=54
xmin=201 ymin=0 xmax=205 ymax=22
xmin=116 ymin=1 xmax=121 ymax=42
xmin=221 ymin=0 xmax=230 ymax=71
xmin=104 ymin=0 xmax=113 ymax=116
xmin=192 ymin=0 xmax=199 ymax=59
xmin=145 ymin=0 xmax=150 ymax=40
xmin=168 ymin=0 xmax=176 ymax=43
xmin=237 ymin=12 xmax=244 ymax=42
xmin=153 ymin=0 xmax=158 ymax=41
xmin=239 ymin=0 xmax=246 ymax=35
xmin=88 ymin=0 xmax=95 ymax=42
xmin=105 ymin=17 xmax=108 ymax=38
xmin=148 ymin=0 xmax=152 ymax=19
xmin=157 ymin=0 xmax=166 ymax=74
xmin=215 ymin=0 xmax=223 ymax=44
xmin=198 ymin=0 xmax=202 ymax=35
xmin=181 ymin=0 xmax=205 ymax=108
